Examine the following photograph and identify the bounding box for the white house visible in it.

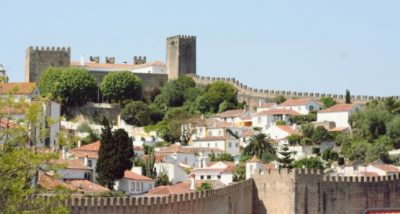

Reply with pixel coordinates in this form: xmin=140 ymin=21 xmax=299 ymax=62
xmin=256 ymin=102 xmax=277 ymax=113
xmin=190 ymin=161 xmax=235 ymax=186
xmin=154 ymin=162 xmax=188 ymax=184
xmin=213 ymin=108 xmax=253 ymax=127
xmin=275 ymin=98 xmax=322 ymax=115
xmin=56 ymin=159 xmax=92 ymax=181
xmin=192 ymin=136 xmax=240 ymax=156
xmin=115 ymin=170 xmax=155 ymax=195
xmin=69 ymin=141 xmax=100 ymax=182
xmin=366 ymin=164 xmax=400 ymax=176
xmin=317 ymin=103 xmax=361 ymax=128
xmin=252 ymin=109 xmax=299 ymax=132
xmin=265 ymin=125 xmax=298 ymax=147
xmin=71 ymin=60 xmax=166 ymax=75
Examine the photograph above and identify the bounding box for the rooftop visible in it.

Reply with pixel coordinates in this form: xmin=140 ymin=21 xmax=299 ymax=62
xmin=256 ymin=109 xmax=300 ymax=116
xmin=319 ymin=103 xmax=357 ymax=113
xmin=123 ymin=170 xmax=154 ymax=181
xmin=215 ymin=109 xmax=245 ymax=118
xmin=278 ymin=98 xmax=317 ymax=107
xmin=146 ymin=185 xmax=190 ymax=195
xmin=0 ymin=82 xmax=37 ymax=95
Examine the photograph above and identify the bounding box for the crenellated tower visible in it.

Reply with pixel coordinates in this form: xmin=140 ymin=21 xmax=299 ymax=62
xmin=25 ymin=46 xmax=71 ymax=82
xmin=166 ymin=35 xmax=196 ymax=80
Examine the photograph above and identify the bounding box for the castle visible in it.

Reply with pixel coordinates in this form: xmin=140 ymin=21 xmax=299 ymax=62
xmin=24 ymin=35 xmax=398 ymax=108
xmin=65 ymin=170 xmax=400 ymax=214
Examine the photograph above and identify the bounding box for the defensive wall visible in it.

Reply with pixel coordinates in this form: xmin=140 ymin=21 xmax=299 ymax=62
xmin=67 ymin=179 xmax=253 ymax=214
xmin=252 ymin=169 xmax=400 ymax=214
xmin=189 ymin=74 xmax=400 ymax=108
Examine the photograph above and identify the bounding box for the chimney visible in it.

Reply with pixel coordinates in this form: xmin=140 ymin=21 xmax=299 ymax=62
xmin=62 ymin=146 xmax=66 ymax=159
xmin=84 ymin=155 xmax=88 ymax=166
xmin=190 ymin=175 xmax=195 ymax=190
xmin=80 ymin=55 xmax=85 ymax=66
xmin=77 ymin=140 xmax=82 ymax=148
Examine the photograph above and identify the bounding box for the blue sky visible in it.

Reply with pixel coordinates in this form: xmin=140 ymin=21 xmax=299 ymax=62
xmin=1 ymin=0 xmax=399 ymax=96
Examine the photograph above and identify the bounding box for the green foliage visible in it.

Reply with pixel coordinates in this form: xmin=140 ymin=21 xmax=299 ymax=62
xmin=383 ymin=97 xmax=400 ymax=114
xmin=329 ymin=151 xmax=339 ymax=161
xmin=320 ymin=97 xmax=337 ymax=109
xmin=275 ymin=120 xmax=286 ymax=126
xmin=335 ymin=132 xmax=350 ymax=146
xmin=196 ymin=182 xmax=212 ymax=192
xmin=202 ymin=81 xmax=238 ymax=113
xmin=155 ymin=168 xmax=171 ymax=186
xmin=338 ymin=157 xmax=345 ymax=165
xmin=209 ymin=152 xmax=234 ymax=162
xmin=121 ymin=101 xmax=152 ymax=126
xmin=96 ymin=118 xmax=134 ymax=189
xmin=311 ymin=126 xmax=332 ymax=144
xmin=289 ymin=113 xmax=317 ymax=125
xmin=153 ymin=108 xmax=192 ymax=144
xmin=277 ymin=146 xmax=294 ymax=168
xmin=288 ymin=134 xmax=302 ymax=145
xmin=322 ymin=149 xmax=331 ymax=161
xmin=155 ymin=76 xmax=195 ymax=109
xmin=300 ymin=123 xmax=314 ymax=139
xmin=345 ymin=89 xmax=351 ymax=104
xmin=38 ymin=67 xmax=97 ymax=106
xmin=350 ymin=107 xmax=391 ymax=141
xmin=77 ymin=122 xmax=99 ymax=145
xmin=100 ymin=71 xmax=142 ymax=103
xmin=244 ymin=133 xmax=276 ymax=162
xmin=293 ymin=157 xmax=324 ymax=169
xmin=144 ymin=149 xmax=157 ymax=179
xmin=365 ymin=136 xmax=393 ymax=163
xmin=387 ymin=116 xmax=400 ymax=146
xmin=233 ymin=164 xmax=246 ymax=182
xmin=274 ymin=95 xmax=286 ymax=104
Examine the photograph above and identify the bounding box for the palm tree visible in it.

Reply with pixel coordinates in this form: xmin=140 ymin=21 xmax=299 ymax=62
xmin=244 ymin=133 xmax=276 ymax=162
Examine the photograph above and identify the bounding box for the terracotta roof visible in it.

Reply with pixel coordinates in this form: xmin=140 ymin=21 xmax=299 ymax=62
xmin=192 ymin=136 xmax=231 ymax=141
xmin=277 ymin=125 xmax=297 ymax=135
xmin=0 ymin=103 xmax=29 ymax=114
xmin=0 ymin=118 xmax=16 ymax=128
xmin=146 ymin=185 xmax=190 ymax=195
xmin=264 ymin=162 xmax=276 ymax=170
xmin=328 ymin=127 xmax=349 ymax=132
xmin=319 ymin=104 xmax=356 ymax=113
xmin=157 ymin=144 xmax=223 ymax=154
xmin=256 ymin=109 xmax=300 ymax=116
xmin=74 ymin=141 xmax=100 ymax=151
xmin=66 ymin=179 xmax=110 ymax=193
xmin=123 ymin=170 xmax=154 ymax=181
xmin=371 ymin=164 xmax=400 ymax=173
xmin=0 ymin=82 xmax=37 ymax=95
xmin=194 ymin=118 xmax=233 ymax=128
xmin=242 ymin=129 xmax=256 ymax=137
xmin=258 ymin=103 xmax=276 ymax=108
xmin=222 ymin=165 xmax=236 ymax=173
xmin=38 ymin=172 xmax=76 ymax=191
xmin=364 ymin=209 xmax=400 ymax=214
xmin=70 ymin=141 xmax=100 ymax=159
xmin=54 ymin=159 xmax=91 ymax=170
xmin=359 ymin=172 xmax=380 ymax=177
xmin=71 ymin=61 xmax=165 ymax=70
xmin=247 ymin=155 xmax=261 ymax=163
xmin=279 ymin=98 xmax=317 ymax=107
xmin=216 ymin=109 xmax=245 ymax=118
xmin=174 ymin=180 xmax=225 ymax=190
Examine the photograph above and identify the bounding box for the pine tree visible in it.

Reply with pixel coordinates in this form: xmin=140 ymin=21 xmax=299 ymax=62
xmin=277 ymin=146 xmax=294 ymax=168
xmin=96 ymin=117 xmax=134 ymax=189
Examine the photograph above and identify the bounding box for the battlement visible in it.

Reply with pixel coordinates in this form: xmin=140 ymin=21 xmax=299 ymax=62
xmin=189 ymin=74 xmax=400 ymax=103
xmin=167 ymin=35 xmax=196 ymax=40
xmin=28 ymin=46 xmax=71 ymax=52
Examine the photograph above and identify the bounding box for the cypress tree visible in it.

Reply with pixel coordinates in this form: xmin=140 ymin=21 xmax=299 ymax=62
xmin=96 ymin=117 xmax=135 ymax=189
xmin=345 ymin=89 xmax=351 ymax=104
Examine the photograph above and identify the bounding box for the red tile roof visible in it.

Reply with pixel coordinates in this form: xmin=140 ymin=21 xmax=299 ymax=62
xmin=38 ymin=172 xmax=76 ymax=191
xmin=279 ymin=98 xmax=316 ymax=107
xmin=277 ymin=125 xmax=297 ymax=135
xmin=371 ymin=164 xmax=400 ymax=173
xmin=319 ymin=104 xmax=356 ymax=113
xmin=54 ymin=159 xmax=91 ymax=170
xmin=364 ymin=209 xmax=400 ymax=214
xmin=256 ymin=109 xmax=300 ymax=116
xmin=123 ymin=170 xmax=154 ymax=181
xmin=157 ymin=144 xmax=223 ymax=154
xmin=66 ymin=179 xmax=110 ymax=193
xmin=258 ymin=103 xmax=276 ymax=108
xmin=194 ymin=118 xmax=233 ymax=128
xmin=0 ymin=118 xmax=16 ymax=128
xmin=146 ymin=185 xmax=190 ymax=195
xmin=192 ymin=136 xmax=236 ymax=141
xmin=0 ymin=82 xmax=37 ymax=95
xmin=216 ymin=109 xmax=245 ymax=118
xmin=360 ymin=172 xmax=380 ymax=177
xmin=70 ymin=141 xmax=100 ymax=159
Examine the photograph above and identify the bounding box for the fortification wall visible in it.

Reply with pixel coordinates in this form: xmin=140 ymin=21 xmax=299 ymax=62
xmin=190 ymin=74 xmax=399 ymax=107
xmin=90 ymin=71 xmax=168 ymax=93
xmin=253 ymin=169 xmax=400 ymax=214
xmin=68 ymin=179 xmax=253 ymax=214
xmin=25 ymin=46 xmax=71 ymax=82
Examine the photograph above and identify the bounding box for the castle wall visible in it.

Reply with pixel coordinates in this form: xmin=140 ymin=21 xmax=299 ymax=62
xmin=68 ymin=179 xmax=253 ymax=214
xmin=252 ymin=169 xmax=400 ymax=214
xmin=25 ymin=46 xmax=71 ymax=82
xmin=190 ymin=74 xmax=399 ymax=109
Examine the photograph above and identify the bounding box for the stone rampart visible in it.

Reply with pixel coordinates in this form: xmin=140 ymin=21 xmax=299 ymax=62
xmin=189 ymin=74 xmax=399 ymax=107
xmin=252 ymin=169 xmax=400 ymax=214
xmin=68 ymin=179 xmax=253 ymax=214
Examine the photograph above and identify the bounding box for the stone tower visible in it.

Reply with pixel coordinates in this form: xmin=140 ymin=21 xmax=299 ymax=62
xmin=166 ymin=35 xmax=196 ymax=80
xmin=25 ymin=46 xmax=71 ymax=82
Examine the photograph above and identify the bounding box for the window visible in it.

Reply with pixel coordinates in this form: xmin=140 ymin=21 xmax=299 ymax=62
xmin=218 ymin=130 xmax=222 ymax=136
xmin=87 ymin=160 xmax=92 ymax=167
xmin=136 ymin=182 xmax=140 ymax=191
xmin=258 ymin=117 xmax=261 ymax=124
xmin=149 ymin=184 xmax=153 ymax=189
xmin=207 ymin=143 xmax=210 ymax=148
xmin=207 ymin=175 xmax=211 ymax=180
xmin=131 ymin=182 xmax=135 ymax=192
xmin=217 ymin=175 xmax=221 ymax=179
xmin=309 ymin=106 xmax=314 ymax=111
xmin=208 ymin=131 xmax=212 ymax=136
xmin=184 ymin=157 xmax=188 ymax=163
xmin=235 ymin=143 xmax=239 ymax=148
xmin=200 ymin=175 xmax=204 ymax=180
xmin=141 ymin=182 xmax=144 ymax=191
xmin=229 ymin=142 xmax=232 ymax=148
xmin=214 ymin=143 xmax=218 ymax=148
xmin=298 ymin=106 xmax=301 ymax=111
xmin=199 ymin=128 xmax=203 ymax=134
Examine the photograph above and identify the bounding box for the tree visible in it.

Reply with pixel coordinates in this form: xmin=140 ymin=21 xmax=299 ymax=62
xmin=144 ymin=149 xmax=157 ymax=179
xmin=155 ymin=167 xmax=171 ymax=186
xmin=233 ymin=164 xmax=246 ymax=182
xmin=293 ymin=157 xmax=324 ymax=169
xmin=0 ymin=92 xmax=69 ymax=213
xmin=38 ymin=67 xmax=97 ymax=107
xmin=320 ymin=97 xmax=337 ymax=109
xmin=100 ymin=71 xmax=142 ymax=103
xmin=387 ymin=116 xmax=400 ymax=146
xmin=345 ymin=89 xmax=351 ymax=104
xmin=196 ymin=182 xmax=212 ymax=192
xmin=209 ymin=153 xmax=234 ymax=162
xmin=77 ymin=122 xmax=99 ymax=146
xmin=383 ymin=97 xmax=400 ymax=114
xmin=311 ymin=126 xmax=331 ymax=144
xmin=300 ymin=123 xmax=315 ymax=139
xmin=244 ymin=133 xmax=276 ymax=162
xmin=154 ymin=76 xmax=196 ymax=109
xmin=202 ymin=81 xmax=238 ymax=113
xmin=277 ymin=146 xmax=294 ymax=168
xmin=289 ymin=113 xmax=317 ymax=125
xmin=121 ymin=101 xmax=152 ymax=126
xmin=96 ymin=118 xmax=134 ymax=189
xmin=274 ymin=95 xmax=286 ymax=104
xmin=350 ymin=107 xmax=390 ymax=141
